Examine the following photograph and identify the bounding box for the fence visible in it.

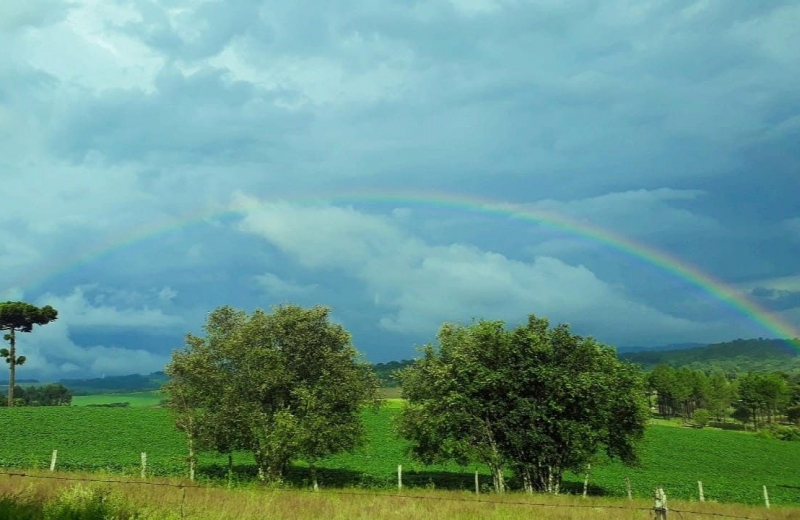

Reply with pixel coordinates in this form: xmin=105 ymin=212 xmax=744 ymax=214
xmin=0 ymin=470 xmax=779 ymax=520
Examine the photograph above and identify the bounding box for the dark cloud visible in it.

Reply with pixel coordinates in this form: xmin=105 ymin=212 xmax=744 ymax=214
xmin=2 ymin=0 xmax=799 ymax=375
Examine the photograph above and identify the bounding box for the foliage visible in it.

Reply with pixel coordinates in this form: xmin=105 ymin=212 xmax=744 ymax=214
xmin=0 ymin=384 xmax=72 ymax=407
xmin=397 ymin=315 xmax=649 ymax=494
xmin=371 ymin=360 xmax=414 ymax=388
xmin=623 ymin=338 xmax=800 ymax=374
xmin=692 ymin=409 xmax=710 ymax=428
xmin=163 ymin=304 xmax=380 ymax=483
xmin=0 ymin=301 xmax=58 ymax=407
xmin=734 ymin=372 xmax=791 ymax=429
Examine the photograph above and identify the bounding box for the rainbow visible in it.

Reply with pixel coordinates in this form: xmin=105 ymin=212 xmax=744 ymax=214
xmin=21 ymin=189 xmax=800 ymax=346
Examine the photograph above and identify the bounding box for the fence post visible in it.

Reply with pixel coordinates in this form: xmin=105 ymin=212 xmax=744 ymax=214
xmin=654 ymin=487 xmax=668 ymax=519
xmin=582 ymin=463 xmax=590 ymax=498
xmin=397 ymin=464 xmax=402 ymax=491
xmin=625 ymin=476 xmax=632 ymax=500
xmin=763 ymin=485 xmax=770 ymax=509
xmin=50 ymin=450 xmax=57 ymax=472
xmin=475 ymin=470 xmax=479 ymax=495
xmin=141 ymin=452 xmax=147 ymax=479
xmin=698 ymin=481 xmax=705 ymax=502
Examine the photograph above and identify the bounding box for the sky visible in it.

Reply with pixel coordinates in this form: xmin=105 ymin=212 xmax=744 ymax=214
xmin=1 ymin=0 xmax=799 ymax=380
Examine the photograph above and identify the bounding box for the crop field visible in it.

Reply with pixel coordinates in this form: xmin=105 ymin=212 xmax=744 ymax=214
xmin=0 ymin=405 xmax=798 ymax=506
xmin=71 ymin=391 xmax=163 ymax=407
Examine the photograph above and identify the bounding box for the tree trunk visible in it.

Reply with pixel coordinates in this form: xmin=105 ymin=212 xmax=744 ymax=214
xmin=535 ymin=465 xmax=563 ymax=494
xmin=310 ymin=464 xmax=319 ymax=491
xmin=7 ymin=329 xmax=15 ymax=408
xmin=187 ymin=431 xmax=196 ymax=481
xmin=521 ymin=466 xmax=533 ymax=494
xmin=488 ymin=462 xmax=505 ymax=494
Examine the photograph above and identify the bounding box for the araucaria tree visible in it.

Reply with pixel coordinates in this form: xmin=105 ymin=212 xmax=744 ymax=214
xmin=0 ymin=302 xmax=58 ymax=407
xmin=163 ymin=304 xmax=379 ymax=484
xmin=398 ymin=315 xmax=649 ymax=494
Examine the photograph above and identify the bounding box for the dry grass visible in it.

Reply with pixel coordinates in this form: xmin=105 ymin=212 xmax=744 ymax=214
xmin=0 ymin=470 xmax=796 ymax=520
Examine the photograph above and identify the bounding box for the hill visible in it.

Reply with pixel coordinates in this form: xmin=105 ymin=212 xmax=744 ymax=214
xmin=621 ymin=338 xmax=799 ymax=373
xmin=372 ymin=360 xmax=414 ymax=387
xmin=58 ymin=372 xmax=169 ymax=395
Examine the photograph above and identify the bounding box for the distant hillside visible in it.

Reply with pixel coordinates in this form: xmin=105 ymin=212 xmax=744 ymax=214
xmin=59 ymin=372 xmax=169 ymax=395
xmin=614 ymin=342 xmax=705 ymax=355
xmin=372 ymin=360 xmax=414 ymax=387
xmin=621 ymin=338 xmax=799 ymax=373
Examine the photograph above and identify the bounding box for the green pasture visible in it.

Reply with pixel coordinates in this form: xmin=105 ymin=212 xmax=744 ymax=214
xmin=71 ymin=391 xmax=163 ymax=407
xmin=0 ymin=405 xmax=798 ymax=505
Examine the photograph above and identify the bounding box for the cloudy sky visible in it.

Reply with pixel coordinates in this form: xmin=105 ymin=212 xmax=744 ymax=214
xmin=1 ymin=0 xmax=799 ymax=379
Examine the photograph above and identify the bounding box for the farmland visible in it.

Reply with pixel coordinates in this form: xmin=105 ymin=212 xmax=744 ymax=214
xmin=1 ymin=404 xmax=799 ymax=506
xmin=71 ymin=390 xmax=163 ymax=407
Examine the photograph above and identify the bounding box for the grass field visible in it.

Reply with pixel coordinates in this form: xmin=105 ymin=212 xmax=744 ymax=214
xmin=71 ymin=391 xmax=163 ymax=407
xmin=3 ymin=472 xmax=796 ymax=520
xmin=0 ymin=405 xmax=798 ymax=506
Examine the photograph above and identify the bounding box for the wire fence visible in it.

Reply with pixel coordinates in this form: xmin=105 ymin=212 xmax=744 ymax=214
xmin=0 ymin=470 xmax=778 ymax=520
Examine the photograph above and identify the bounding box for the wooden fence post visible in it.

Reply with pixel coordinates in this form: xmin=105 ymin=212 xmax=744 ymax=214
xmin=141 ymin=452 xmax=147 ymax=479
xmin=50 ymin=450 xmax=57 ymax=472
xmin=698 ymin=481 xmax=705 ymax=502
xmin=475 ymin=470 xmax=479 ymax=495
xmin=654 ymin=487 xmax=668 ymax=519
xmin=763 ymin=485 xmax=770 ymax=508
xmin=625 ymin=476 xmax=632 ymax=500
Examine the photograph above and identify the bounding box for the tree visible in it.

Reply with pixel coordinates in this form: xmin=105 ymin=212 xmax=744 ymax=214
xmin=398 ymin=315 xmax=649 ymax=494
xmin=692 ymin=408 xmax=710 ymax=428
xmin=163 ymin=304 xmax=379 ymax=483
xmin=706 ymin=372 xmax=735 ymax=422
xmin=0 ymin=302 xmax=58 ymax=407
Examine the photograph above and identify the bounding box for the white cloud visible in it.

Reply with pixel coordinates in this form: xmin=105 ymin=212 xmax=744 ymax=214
xmin=236 ymin=197 xmax=718 ymax=345
xmin=158 ymin=286 xmax=178 ymax=301
xmin=255 ymin=273 xmax=317 ymax=298
xmin=37 ymin=286 xmax=182 ymax=329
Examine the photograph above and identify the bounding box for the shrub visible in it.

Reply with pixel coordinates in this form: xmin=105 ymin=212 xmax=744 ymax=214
xmin=692 ymin=409 xmax=710 ymax=429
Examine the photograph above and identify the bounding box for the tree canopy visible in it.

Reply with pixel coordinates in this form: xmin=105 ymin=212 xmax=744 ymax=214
xmin=397 ymin=315 xmax=649 ymax=494
xmin=163 ymin=304 xmax=379 ymax=484
xmin=0 ymin=301 xmax=58 ymax=407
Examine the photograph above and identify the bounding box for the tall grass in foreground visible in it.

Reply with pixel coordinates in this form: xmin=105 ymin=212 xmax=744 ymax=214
xmin=0 ymin=471 xmax=796 ymax=520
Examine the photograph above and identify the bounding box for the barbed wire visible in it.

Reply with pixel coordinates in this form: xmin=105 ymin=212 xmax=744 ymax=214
xmin=0 ymin=470 xmax=775 ymax=520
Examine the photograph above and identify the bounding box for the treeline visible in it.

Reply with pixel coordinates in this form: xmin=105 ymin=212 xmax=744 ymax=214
xmin=624 ymin=338 xmax=800 ymax=374
xmin=60 ymin=372 xmax=168 ymax=395
xmin=647 ymin=364 xmax=800 ymax=430
xmin=0 ymin=384 xmax=72 ymax=407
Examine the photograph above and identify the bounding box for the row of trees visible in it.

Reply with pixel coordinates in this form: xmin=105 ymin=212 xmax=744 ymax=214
xmin=0 ymin=383 xmax=72 ymax=407
xmin=647 ymin=364 xmax=800 ymax=429
xmin=164 ymin=304 xmax=649 ymax=493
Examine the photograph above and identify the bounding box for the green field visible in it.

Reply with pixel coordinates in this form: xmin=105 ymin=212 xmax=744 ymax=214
xmin=71 ymin=391 xmax=163 ymax=407
xmin=0 ymin=405 xmax=798 ymax=505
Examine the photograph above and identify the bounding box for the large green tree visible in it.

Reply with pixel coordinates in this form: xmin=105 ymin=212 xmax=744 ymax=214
xmin=0 ymin=302 xmax=58 ymax=407
xmin=163 ymin=304 xmax=379 ymax=484
xmin=397 ymin=315 xmax=649 ymax=494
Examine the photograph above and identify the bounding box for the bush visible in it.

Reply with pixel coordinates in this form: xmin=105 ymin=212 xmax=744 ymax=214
xmin=692 ymin=409 xmax=710 ymax=428
xmin=768 ymin=425 xmax=800 ymax=442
